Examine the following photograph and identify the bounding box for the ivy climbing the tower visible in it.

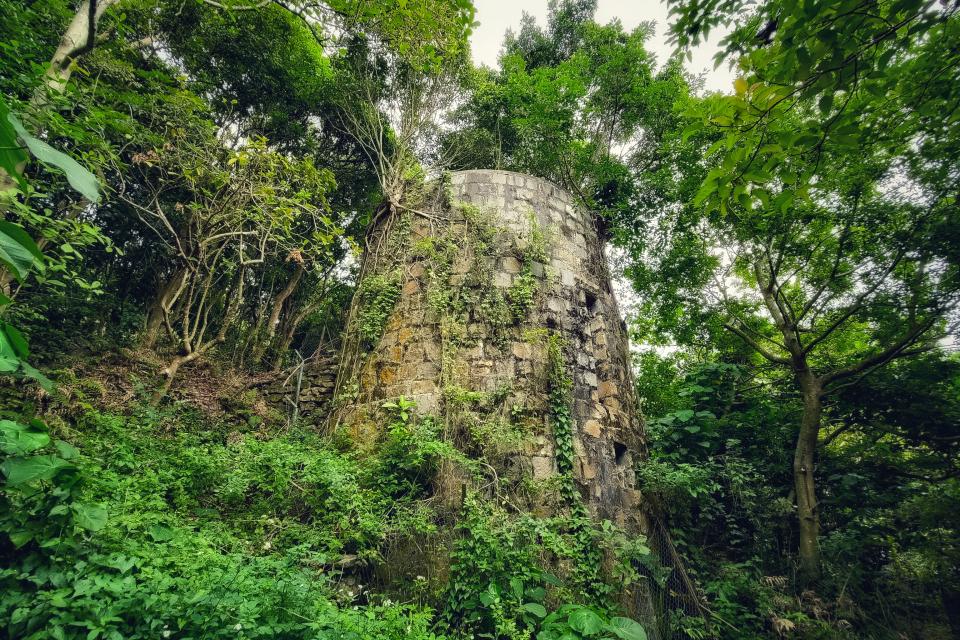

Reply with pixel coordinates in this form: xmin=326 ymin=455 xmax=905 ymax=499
xmin=547 ymin=332 xmax=576 ymax=500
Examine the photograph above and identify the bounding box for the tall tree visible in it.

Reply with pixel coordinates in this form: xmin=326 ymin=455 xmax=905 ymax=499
xmin=644 ymin=0 xmax=960 ymax=582
xmin=442 ymin=0 xmax=685 ymax=226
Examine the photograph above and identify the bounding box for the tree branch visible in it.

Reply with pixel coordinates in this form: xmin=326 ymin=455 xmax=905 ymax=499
xmin=722 ymin=321 xmax=792 ymax=365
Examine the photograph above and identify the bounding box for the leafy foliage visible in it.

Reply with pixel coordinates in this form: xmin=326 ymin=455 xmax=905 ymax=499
xmin=2 ymin=0 xmax=959 ymax=637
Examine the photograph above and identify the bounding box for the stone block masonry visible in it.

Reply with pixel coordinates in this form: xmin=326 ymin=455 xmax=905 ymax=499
xmin=328 ymin=169 xmax=651 ymax=534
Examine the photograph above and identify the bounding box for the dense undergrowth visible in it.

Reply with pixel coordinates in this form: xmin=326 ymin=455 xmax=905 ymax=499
xmin=0 ymin=372 xmax=440 ymax=639
xmin=2 ymin=0 xmax=959 ymax=637
xmin=634 ymin=357 xmax=960 ymax=640
xmin=0 ymin=361 xmax=652 ymax=640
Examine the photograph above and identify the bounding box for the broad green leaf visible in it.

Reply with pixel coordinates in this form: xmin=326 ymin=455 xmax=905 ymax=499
xmin=1 ymin=454 xmax=73 ymax=485
xmin=55 ymin=440 xmax=79 ymax=459
xmin=0 ymin=330 xmax=19 ymax=372
xmin=0 ymin=221 xmax=42 ymax=281
xmin=8 ymin=530 xmax=32 ymax=548
xmin=692 ymin=179 xmax=716 ymax=208
xmin=522 ymin=602 xmax=547 ymax=617
xmin=608 ymin=618 xmax=647 ymax=640
xmin=567 ymin=608 xmax=605 ymax=636
xmin=72 ymin=503 xmax=108 ymax=531
xmin=148 ymin=524 xmax=174 ymax=542
xmin=0 ymin=419 xmax=49 ymax=455
xmin=819 ymin=93 xmax=834 ymax=114
xmin=19 ymin=360 xmax=55 ymax=392
xmin=2 ymin=323 xmax=28 ymax=358
xmin=540 ymin=572 xmax=564 ymax=586
xmin=8 ymin=113 xmax=101 ymax=202
xmin=0 ymin=96 xmax=27 ymax=191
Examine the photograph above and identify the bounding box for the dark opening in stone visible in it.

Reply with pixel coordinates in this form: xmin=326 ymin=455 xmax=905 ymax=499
xmin=584 ymin=291 xmax=598 ymax=313
xmin=613 ymin=441 xmax=629 ymax=466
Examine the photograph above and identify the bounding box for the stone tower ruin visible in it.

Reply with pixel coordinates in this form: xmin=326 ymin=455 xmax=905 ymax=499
xmin=330 ymin=169 xmax=651 ymax=534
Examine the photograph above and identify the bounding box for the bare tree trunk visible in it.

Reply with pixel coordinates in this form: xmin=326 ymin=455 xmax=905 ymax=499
xmin=752 ymin=260 xmax=827 ymax=585
xmin=152 ymin=350 xmax=202 ymax=403
xmin=266 ymin=264 xmax=305 ymax=341
xmin=270 ymin=300 xmax=317 ymax=371
xmin=942 ymin=581 xmax=960 ymax=638
xmin=795 ymin=374 xmax=823 ymax=585
xmin=251 ymin=263 xmax=304 ymax=364
xmin=45 ymin=0 xmax=120 ymax=94
xmin=152 ymin=266 xmax=245 ymax=403
xmin=143 ymin=266 xmax=187 ymax=349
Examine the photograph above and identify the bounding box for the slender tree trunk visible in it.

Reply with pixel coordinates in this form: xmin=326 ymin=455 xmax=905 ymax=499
xmin=251 ymin=263 xmax=304 ymax=364
xmin=152 ymin=350 xmax=202 ymax=404
xmin=270 ymin=300 xmax=317 ymax=371
xmin=45 ymin=0 xmax=120 ymax=94
xmin=266 ymin=264 xmax=305 ymax=341
xmin=151 ymin=267 xmax=244 ymax=403
xmin=942 ymin=581 xmax=960 ymax=638
xmin=795 ymin=374 xmax=823 ymax=584
xmin=143 ymin=266 xmax=187 ymax=349
xmin=753 ymin=261 xmax=828 ymax=584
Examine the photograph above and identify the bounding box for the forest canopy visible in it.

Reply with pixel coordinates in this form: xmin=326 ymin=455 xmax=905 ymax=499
xmin=0 ymin=1 xmax=957 ymax=639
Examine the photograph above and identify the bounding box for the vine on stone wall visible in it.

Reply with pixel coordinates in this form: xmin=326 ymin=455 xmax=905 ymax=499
xmin=354 ymin=269 xmax=403 ymax=349
xmin=546 ymin=331 xmax=613 ymax=599
xmin=547 ymin=332 xmax=575 ymax=496
xmin=507 ymin=211 xmax=550 ymax=323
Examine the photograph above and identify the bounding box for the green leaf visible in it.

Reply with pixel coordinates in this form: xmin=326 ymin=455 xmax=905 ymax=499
xmin=8 ymin=113 xmax=101 ymax=202
xmin=0 ymin=221 xmax=43 ymax=282
xmin=19 ymin=360 xmax=55 ymax=392
xmin=1 ymin=454 xmax=73 ymax=485
xmin=55 ymin=440 xmax=79 ymax=459
xmin=608 ymin=618 xmax=647 ymax=640
xmin=148 ymin=524 xmax=174 ymax=542
xmin=568 ymin=608 xmax=605 ymax=636
xmin=2 ymin=323 xmax=28 ymax=358
xmin=522 ymin=603 xmax=547 ymax=618
xmin=0 ymin=419 xmax=49 ymax=455
xmin=692 ymin=179 xmax=716 ymax=208
xmin=818 ymin=93 xmax=834 ymax=115
xmin=540 ymin=572 xmax=564 ymax=586
xmin=0 ymin=330 xmax=20 ymax=372
xmin=0 ymin=96 xmax=27 ymax=191
xmin=8 ymin=530 xmax=32 ymax=548
xmin=72 ymin=503 xmax=108 ymax=531
xmin=680 ymin=123 xmax=700 ymax=143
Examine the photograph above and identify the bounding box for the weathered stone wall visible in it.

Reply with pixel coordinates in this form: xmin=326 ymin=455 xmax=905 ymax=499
xmin=331 ymin=169 xmax=649 ymax=532
xmin=255 ymin=350 xmax=338 ymax=421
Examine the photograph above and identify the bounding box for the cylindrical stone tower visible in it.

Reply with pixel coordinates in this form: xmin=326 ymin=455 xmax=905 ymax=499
xmin=331 ymin=169 xmax=649 ymax=533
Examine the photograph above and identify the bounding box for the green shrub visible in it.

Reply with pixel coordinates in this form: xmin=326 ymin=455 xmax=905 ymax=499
xmin=443 ymin=495 xmax=650 ymax=640
xmin=0 ymin=395 xmax=455 ymax=639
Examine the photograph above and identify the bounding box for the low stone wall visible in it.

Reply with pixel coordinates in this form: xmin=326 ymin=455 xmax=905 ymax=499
xmin=255 ymin=350 xmax=339 ymax=422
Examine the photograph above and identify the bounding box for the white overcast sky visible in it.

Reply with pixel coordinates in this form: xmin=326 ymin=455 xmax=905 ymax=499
xmin=469 ymin=0 xmax=735 ymax=94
